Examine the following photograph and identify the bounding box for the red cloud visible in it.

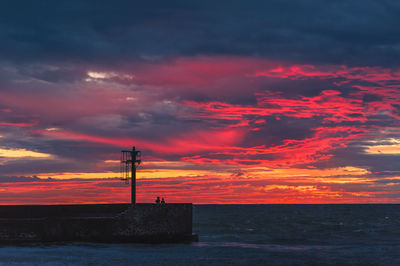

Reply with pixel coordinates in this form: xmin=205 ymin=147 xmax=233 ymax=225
xmin=184 ymin=89 xmax=370 ymax=124
xmin=33 ymin=127 xmax=244 ymax=155
xmin=182 ymin=125 xmax=370 ymax=167
xmin=1 ymin=175 xmax=399 ymax=204
xmin=1 ymin=56 xmax=399 ymax=204
xmin=0 ymin=121 xmax=38 ymax=127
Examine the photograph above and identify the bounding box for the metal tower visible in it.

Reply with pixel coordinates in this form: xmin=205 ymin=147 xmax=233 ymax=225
xmin=120 ymin=146 xmax=141 ymax=204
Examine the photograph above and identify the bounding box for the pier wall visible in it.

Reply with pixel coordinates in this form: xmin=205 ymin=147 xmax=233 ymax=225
xmin=0 ymin=203 xmax=194 ymax=243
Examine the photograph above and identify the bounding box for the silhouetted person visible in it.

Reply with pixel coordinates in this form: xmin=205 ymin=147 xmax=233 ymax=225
xmin=161 ymin=198 xmax=165 ymax=205
xmin=155 ymin=196 xmax=160 ymax=204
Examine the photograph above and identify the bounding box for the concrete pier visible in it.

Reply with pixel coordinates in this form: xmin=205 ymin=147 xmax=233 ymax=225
xmin=0 ymin=203 xmax=196 ymax=243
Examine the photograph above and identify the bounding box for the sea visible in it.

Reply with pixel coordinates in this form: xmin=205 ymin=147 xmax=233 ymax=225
xmin=0 ymin=204 xmax=399 ymax=265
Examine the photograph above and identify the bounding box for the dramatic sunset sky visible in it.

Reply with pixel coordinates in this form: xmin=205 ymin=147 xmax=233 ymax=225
xmin=0 ymin=1 xmax=399 ymax=204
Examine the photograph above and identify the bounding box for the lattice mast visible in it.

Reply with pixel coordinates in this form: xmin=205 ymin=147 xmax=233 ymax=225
xmin=120 ymin=146 xmax=141 ymax=204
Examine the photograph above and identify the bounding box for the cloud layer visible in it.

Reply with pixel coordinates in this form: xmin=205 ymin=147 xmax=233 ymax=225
xmin=0 ymin=1 xmax=399 ymax=203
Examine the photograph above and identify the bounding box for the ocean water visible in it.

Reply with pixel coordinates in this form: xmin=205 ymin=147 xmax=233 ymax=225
xmin=0 ymin=204 xmax=399 ymax=265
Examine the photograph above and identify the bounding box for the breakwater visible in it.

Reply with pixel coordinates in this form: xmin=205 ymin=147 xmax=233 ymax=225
xmin=0 ymin=203 xmax=196 ymax=243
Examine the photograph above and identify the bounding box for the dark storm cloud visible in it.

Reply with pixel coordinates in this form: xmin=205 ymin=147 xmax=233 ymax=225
xmin=0 ymin=175 xmax=52 ymax=182
xmin=17 ymin=65 xmax=87 ymax=83
xmin=312 ymin=144 xmax=400 ymax=175
xmin=241 ymin=116 xmax=320 ymax=147
xmin=0 ymin=157 xmax=85 ymax=175
xmin=1 ymin=0 xmax=400 ymax=66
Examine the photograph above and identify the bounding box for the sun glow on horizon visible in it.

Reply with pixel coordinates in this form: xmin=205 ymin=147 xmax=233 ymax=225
xmin=0 ymin=148 xmax=51 ymax=158
xmin=364 ymin=138 xmax=400 ymax=155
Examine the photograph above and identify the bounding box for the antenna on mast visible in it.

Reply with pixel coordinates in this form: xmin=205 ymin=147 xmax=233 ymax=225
xmin=120 ymin=146 xmax=141 ymax=204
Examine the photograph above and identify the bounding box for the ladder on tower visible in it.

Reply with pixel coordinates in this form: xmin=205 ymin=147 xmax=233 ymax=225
xmin=120 ymin=146 xmax=141 ymax=204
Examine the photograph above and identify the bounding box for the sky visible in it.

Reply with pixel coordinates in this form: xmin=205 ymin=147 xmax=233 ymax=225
xmin=0 ymin=0 xmax=400 ymax=204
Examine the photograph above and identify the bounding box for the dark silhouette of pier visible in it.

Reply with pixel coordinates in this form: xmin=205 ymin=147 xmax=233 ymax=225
xmin=0 ymin=147 xmax=197 ymax=243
